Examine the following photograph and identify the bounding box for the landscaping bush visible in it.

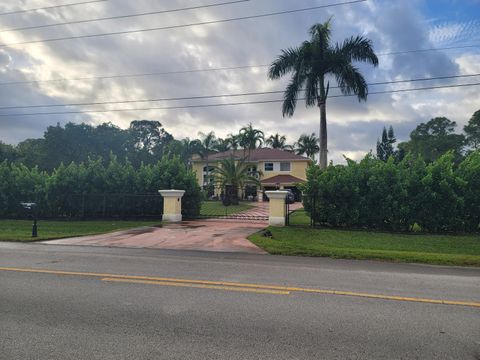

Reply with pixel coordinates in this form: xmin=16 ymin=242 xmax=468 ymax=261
xmin=0 ymin=155 xmax=202 ymax=219
xmin=303 ymin=150 xmax=480 ymax=233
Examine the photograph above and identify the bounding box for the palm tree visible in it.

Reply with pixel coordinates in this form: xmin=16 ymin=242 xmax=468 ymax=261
xmin=213 ymin=157 xmax=261 ymax=205
xmin=226 ymin=133 xmax=240 ymax=151
xmin=268 ymin=19 xmax=378 ymax=169
xmin=266 ymin=133 xmax=287 ymax=149
xmin=239 ymin=123 xmax=264 ymax=157
xmin=198 ymin=131 xmax=217 ymax=186
xmin=179 ymin=138 xmax=202 ymax=165
xmin=295 ymin=133 xmax=320 ymax=161
xmin=214 ymin=138 xmax=231 ymax=152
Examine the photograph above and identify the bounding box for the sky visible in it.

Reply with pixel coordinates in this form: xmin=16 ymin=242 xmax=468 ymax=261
xmin=0 ymin=0 xmax=479 ymax=163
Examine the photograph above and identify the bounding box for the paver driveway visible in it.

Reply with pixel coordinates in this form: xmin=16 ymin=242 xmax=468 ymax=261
xmin=44 ymin=221 xmax=267 ymax=254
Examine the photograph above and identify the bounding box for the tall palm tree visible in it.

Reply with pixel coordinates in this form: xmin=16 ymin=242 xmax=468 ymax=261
xmin=268 ymin=19 xmax=378 ymax=169
xmin=266 ymin=133 xmax=287 ymax=149
xmin=295 ymin=133 xmax=320 ymax=161
xmin=239 ymin=123 xmax=264 ymax=157
xmin=198 ymin=131 xmax=217 ymax=186
xmin=213 ymin=157 xmax=261 ymax=205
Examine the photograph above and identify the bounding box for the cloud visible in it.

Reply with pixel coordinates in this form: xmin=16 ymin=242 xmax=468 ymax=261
xmin=0 ymin=0 xmax=478 ymax=164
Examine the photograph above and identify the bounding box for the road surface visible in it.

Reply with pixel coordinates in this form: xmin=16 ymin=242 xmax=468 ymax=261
xmin=1 ymin=242 xmax=479 ymax=359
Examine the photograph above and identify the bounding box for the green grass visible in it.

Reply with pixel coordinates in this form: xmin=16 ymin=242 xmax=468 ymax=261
xmin=0 ymin=220 xmax=161 ymax=242
xmin=250 ymin=213 xmax=480 ymax=266
xmin=200 ymin=201 xmax=253 ymax=216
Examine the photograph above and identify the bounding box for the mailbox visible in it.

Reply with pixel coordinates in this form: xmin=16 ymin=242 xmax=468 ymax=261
xmin=20 ymin=202 xmax=38 ymax=237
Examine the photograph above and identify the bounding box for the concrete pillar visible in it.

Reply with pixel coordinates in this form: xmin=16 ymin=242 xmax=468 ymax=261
xmin=265 ymin=190 xmax=288 ymax=226
xmin=158 ymin=190 xmax=185 ymax=222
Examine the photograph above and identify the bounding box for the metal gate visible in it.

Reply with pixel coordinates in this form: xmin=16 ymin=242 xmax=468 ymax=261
xmin=186 ymin=200 xmax=269 ymax=221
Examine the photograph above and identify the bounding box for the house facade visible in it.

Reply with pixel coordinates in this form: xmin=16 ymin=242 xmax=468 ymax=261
xmin=191 ymin=148 xmax=311 ymax=200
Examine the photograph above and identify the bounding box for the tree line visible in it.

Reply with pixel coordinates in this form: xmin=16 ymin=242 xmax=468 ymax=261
xmin=0 ymin=120 xmax=324 ymax=171
xmin=376 ymin=110 xmax=480 ymax=163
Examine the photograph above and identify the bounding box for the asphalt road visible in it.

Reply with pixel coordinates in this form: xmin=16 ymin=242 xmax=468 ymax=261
xmin=1 ymin=242 xmax=479 ymax=360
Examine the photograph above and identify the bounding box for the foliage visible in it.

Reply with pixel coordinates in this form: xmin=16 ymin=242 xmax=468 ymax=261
xmin=464 ymin=110 xmax=480 ymax=150
xmin=303 ymin=151 xmax=480 ymax=233
xmin=239 ymin=123 xmax=265 ymax=151
xmin=266 ymin=133 xmax=293 ymax=150
xmin=397 ymin=117 xmax=465 ymax=163
xmin=0 ymin=156 xmax=201 ymax=219
xmin=376 ymin=126 xmax=397 ymax=161
xmin=268 ymin=19 xmax=378 ymax=168
xmin=213 ymin=157 xmax=260 ymax=204
xmin=295 ymin=133 xmax=320 ymax=160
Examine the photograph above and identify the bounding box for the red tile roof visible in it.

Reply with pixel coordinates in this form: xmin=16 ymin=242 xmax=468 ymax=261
xmin=193 ymin=148 xmax=310 ymax=162
xmin=261 ymin=175 xmax=305 ymax=185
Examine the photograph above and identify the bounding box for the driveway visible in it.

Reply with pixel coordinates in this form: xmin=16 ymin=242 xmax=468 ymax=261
xmin=44 ymin=221 xmax=267 ymax=254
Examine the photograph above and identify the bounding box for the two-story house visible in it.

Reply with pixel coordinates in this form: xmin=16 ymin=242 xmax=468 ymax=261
xmin=191 ymin=148 xmax=311 ymax=201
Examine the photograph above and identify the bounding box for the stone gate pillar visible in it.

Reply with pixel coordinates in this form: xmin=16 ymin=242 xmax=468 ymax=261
xmin=265 ymin=190 xmax=288 ymax=226
xmin=158 ymin=190 xmax=185 ymax=222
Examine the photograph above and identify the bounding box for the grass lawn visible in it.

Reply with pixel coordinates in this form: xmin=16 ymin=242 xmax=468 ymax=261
xmin=200 ymin=201 xmax=253 ymax=216
xmin=0 ymin=219 xmax=161 ymax=242
xmin=250 ymin=210 xmax=480 ymax=266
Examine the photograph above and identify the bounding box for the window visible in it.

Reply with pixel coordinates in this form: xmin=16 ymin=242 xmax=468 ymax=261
xmin=280 ymin=162 xmax=291 ymax=171
xmin=264 ymin=162 xmax=274 ymax=171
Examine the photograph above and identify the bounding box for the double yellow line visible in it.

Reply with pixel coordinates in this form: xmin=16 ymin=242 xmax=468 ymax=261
xmin=1 ymin=267 xmax=479 ymax=308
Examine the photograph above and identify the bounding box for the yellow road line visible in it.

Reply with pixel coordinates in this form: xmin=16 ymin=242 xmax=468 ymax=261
xmin=1 ymin=266 xmax=479 ymax=308
xmin=101 ymin=277 xmax=290 ymax=295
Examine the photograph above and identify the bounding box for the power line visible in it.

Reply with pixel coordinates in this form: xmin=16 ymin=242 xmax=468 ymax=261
xmin=1 ymin=43 xmax=478 ymax=86
xmin=0 ymin=0 xmax=250 ymax=33
xmin=1 ymin=73 xmax=479 ymax=110
xmin=378 ymin=44 xmax=480 ymax=56
xmin=0 ymin=0 xmax=108 ymax=17
xmin=1 ymin=82 xmax=478 ymax=117
xmin=0 ymin=0 xmax=367 ymax=47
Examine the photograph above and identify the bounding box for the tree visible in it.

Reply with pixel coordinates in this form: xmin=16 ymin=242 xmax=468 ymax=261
xmin=198 ymin=131 xmax=217 ymax=186
xmin=225 ymin=133 xmax=240 ymax=150
xmin=266 ymin=133 xmax=293 ymax=150
xmin=295 ymin=133 xmax=320 ymax=160
xmin=239 ymin=123 xmax=264 ymax=154
xmin=127 ymin=120 xmax=173 ymax=165
xmin=268 ymin=19 xmax=378 ymax=169
xmin=0 ymin=141 xmax=17 ymax=162
xmin=464 ymin=110 xmax=480 ymax=150
xmin=398 ymin=117 xmax=465 ymax=162
xmin=213 ymin=157 xmax=260 ymax=205
xmin=376 ymin=125 xmax=397 ymax=161
xmin=214 ymin=138 xmax=231 ymax=152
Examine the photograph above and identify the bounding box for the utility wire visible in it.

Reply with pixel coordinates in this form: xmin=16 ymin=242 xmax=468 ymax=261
xmin=0 ymin=0 xmax=250 ymax=33
xmin=1 ymin=73 xmax=478 ymax=111
xmin=0 ymin=0 xmax=367 ymax=47
xmin=0 ymin=0 xmax=108 ymax=16
xmin=1 ymin=82 xmax=478 ymax=117
xmin=1 ymin=43 xmax=478 ymax=86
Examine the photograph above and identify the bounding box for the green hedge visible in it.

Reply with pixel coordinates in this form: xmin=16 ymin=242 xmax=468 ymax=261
xmin=0 ymin=156 xmax=202 ymax=218
xmin=302 ymin=151 xmax=480 ymax=232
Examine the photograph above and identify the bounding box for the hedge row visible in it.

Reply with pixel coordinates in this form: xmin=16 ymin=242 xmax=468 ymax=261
xmin=302 ymin=151 xmax=480 ymax=232
xmin=0 ymin=156 xmax=202 ymax=219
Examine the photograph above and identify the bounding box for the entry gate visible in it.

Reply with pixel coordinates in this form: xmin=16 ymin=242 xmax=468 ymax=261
xmin=186 ymin=200 xmax=269 ymax=221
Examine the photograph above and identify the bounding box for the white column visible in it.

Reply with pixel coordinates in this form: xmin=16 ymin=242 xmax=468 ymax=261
xmin=265 ymin=190 xmax=288 ymax=226
xmin=158 ymin=190 xmax=185 ymax=222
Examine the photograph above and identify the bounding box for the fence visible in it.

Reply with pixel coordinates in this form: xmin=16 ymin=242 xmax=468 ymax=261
xmin=10 ymin=193 xmax=164 ymax=220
